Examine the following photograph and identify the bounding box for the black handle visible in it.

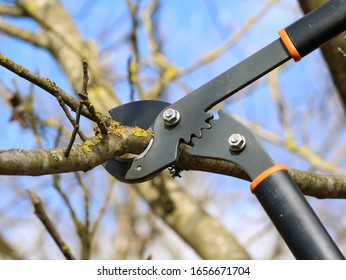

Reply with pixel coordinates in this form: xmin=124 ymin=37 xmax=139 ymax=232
xmin=280 ymin=0 xmax=346 ymax=60
xmin=253 ymin=169 xmax=345 ymax=259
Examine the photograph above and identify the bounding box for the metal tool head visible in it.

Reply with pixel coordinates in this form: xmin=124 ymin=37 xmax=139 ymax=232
xmin=187 ymin=111 xmax=274 ymax=180
xmin=104 ymin=100 xmax=170 ymax=182
xmin=104 ymin=39 xmax=290 ymax=183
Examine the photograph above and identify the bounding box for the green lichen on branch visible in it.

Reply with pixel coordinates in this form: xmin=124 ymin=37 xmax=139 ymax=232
xmin=0 ymin=124 xmax=153 ymax=176
xmin=0 ymin=52 xmax=28 ymax=76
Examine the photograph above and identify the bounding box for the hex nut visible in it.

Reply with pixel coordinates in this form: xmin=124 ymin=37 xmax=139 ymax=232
xmin=228 ymin=133 xmax=246 ymax=152
xmin=163 ymin=109 xmax=180 ymax=126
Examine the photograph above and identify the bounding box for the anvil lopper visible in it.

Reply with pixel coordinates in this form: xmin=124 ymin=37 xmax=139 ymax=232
xmin=105 ymin=0 xmax=346 ymax=259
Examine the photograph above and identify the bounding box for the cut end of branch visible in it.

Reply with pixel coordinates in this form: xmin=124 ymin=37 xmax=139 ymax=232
xmin=27 ymin=189 xmax=41 ymax=205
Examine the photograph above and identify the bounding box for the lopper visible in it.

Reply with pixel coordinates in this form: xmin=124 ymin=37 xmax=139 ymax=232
xmin=105 ymin=0 xmax=346 ymax=259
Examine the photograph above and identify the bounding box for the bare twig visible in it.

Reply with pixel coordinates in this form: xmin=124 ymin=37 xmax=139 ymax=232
xmin=54 ymin=125 xmax=63 ymax=148
xmin=78 ymin=60 xmax=108 ymax=135
xmin=0 ymin=232 xmax=22 ymax=259
xmin=64 ymin=102 xmax=84 ymax=157
xmin=0 ymin=4 xmax=25 ymax=17
xmin=127 ymin=56 xmax=136 ymax=101
xmin=180 ymin=0 xmax=278 ymax=75
xmin=51 ymin=84 xmax=87 ymax=142
xmin=0 ymin=18 xmax=48 ymax=47
xmin=268 ymin=68 xmax=294 ymax=141
xmin=126 ymin=0 xmax=145 ymax=98
xmin=91 ymin=184 xmax=113 ymax=237
xmin=0 ymin=52 xmax=102 ymax=121
xmin=52 ymin=175 xmax=80 ymax=227
xmin=26 ymin=83 xmax=44 ymax=148
xmin=27 ymin=190 xmax=76 ymax=260
xmin=75 ymin=173 xmax=92 ymax=259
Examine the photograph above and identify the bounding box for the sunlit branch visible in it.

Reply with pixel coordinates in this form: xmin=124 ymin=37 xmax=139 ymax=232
xmin=27 ymin=190 xmax=76 ymax=260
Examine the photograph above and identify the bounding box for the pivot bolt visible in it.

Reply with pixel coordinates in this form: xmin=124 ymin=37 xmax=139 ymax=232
xmin=163 ymin=109 xmax=180 ymax=127
xmin=228 ymin=133 xmax=246 ymax=152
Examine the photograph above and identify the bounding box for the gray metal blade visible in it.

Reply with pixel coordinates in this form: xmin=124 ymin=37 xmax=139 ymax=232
xmin=109 ymin=100 xmax=171 ymax=129
xmin=104 ymin=100 xmax=170 ymax=182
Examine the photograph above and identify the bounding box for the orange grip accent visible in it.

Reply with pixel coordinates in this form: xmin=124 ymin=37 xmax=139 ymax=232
xmin=250 ymin=164 xmax=288 ymax=192
xmin=279 ymin=29 xmax=302 ymax=62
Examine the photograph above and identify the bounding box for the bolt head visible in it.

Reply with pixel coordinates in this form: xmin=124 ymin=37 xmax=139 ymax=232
xmin=228 ymin=134 xmax=246 ymax=152
xmin=163 ymin=109 xmax=180 ymax=126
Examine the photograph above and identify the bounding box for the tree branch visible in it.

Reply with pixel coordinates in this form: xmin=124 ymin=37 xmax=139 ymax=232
xmin=0 ymin=52 xmax=104 ymax=122
xmin=298 ymin=0 xmax=346 ymax=113
xmin=27 ymin=190 xmax=76 ymax=260
xmin=1 ymin=123 xmax=346 ymax=199
xmin=176 ymin=148 xmax=346 ymax=199
xmin=78 ymin=60 xmax=108 ymax=135
xmin=0 ymin=4 xmax=25 ymax=17
xmin=0 ymin=18 xmax=48 ymax=47
xmin=0 ymin=124 xmax=152 ymax=176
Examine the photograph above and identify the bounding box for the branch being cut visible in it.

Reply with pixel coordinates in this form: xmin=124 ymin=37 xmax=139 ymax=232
xmin=0 ymin=124 xmax=152 ymax=176
xmin=0 ymin=126 xmax=345 ymax=199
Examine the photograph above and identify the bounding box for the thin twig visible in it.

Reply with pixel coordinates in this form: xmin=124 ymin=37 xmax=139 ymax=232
xmin=53 ymin=90 xmax=87 ymax=141
xmin=27 ymin=190 xmax=76 ymax=260
xmin=54 ymin=125 xmax=63 ymax=148
xmin=52 ymin=175 xmax=80 ymax=227
xmin=78 ymin=60 xmax=108 ymax=135
xmin=127 ymin=56 xmax=136 ymax=101
xmin=0 ymin=5 xmax=25 ymax=17
xmin=126 ymin=0 xmax=145 ymax=98
xmin=91 ymin=184 xmax=114 ymax=237
xmin=64 ymin=102 xmax=84 ymax=157
xmin=0 ymin=52 xmax=98 ymax=121
xmin=181 ymin=0 xmax=278 ymax=75
xmin=75 ymin=173 xmax=92 ymax=259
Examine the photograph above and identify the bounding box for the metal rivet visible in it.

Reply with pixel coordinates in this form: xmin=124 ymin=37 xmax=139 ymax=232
xmin=163 ymin=109 xmax=180 ymax=127
xmin=228 ymin=133 xmax=246 ymax=152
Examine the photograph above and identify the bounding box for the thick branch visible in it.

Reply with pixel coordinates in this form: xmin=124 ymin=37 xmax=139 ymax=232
xmin=0 ymin=125 xmax=152 ymax=176
xmin=1 ymin=125 xmax=346 ymax=198
xmin=298 ymin=0 xmax=346 ymax=113
xmin=176 ymin=149 xmax=346 ymax=199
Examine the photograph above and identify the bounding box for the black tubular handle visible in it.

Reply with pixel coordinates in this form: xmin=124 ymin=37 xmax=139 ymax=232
xmin=279 ymin=0 xmax=346 ymax=61
xmin=251 ymin=165 xmax=345 ymax=259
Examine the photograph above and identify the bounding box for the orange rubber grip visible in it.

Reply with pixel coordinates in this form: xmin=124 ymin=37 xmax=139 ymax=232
xmin=250 ymin=164 xmax=288 ymax=192
xmin=279 ymin=29 xmax=302 ymax=62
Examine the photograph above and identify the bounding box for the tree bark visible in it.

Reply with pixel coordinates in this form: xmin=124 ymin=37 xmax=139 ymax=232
xmin=298 ymin=0 xmax=346 ymax=112
xmin=15 ymin=0 xmax=121 ymax=113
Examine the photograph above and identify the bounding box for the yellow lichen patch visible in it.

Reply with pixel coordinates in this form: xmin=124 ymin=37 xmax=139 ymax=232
xmin=81 ymin=140 xmax=94 ymax=152
xmin=114 ymin=127 xmax=126 ymax=136
xmin=25 ymin=2 xmax=39 ymax=14
xmin=132 ymin=126 xmax=149 ymax=137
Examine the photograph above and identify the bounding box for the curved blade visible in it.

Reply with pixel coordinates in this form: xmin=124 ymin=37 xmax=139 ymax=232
xmin=104 ymin=100 xmax=170 ymax=182
xmin=108 ymin=100 xmax=171 ymax=129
